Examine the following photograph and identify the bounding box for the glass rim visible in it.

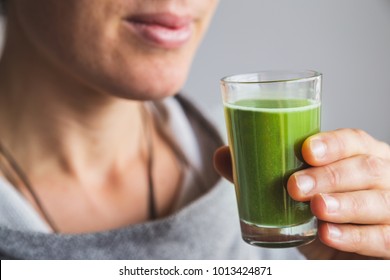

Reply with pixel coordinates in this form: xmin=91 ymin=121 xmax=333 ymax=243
xmin=220 ymin=70 xmax=322 ymax=85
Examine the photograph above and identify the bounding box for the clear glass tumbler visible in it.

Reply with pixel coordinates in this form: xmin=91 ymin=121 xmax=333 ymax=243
xmin=220 ymin=70 xmax=322 ymax=248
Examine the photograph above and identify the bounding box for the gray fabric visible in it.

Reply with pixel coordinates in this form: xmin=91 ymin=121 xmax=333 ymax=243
xmin=0 ymin=179 xmax=303 ymax=259
xmin=0 ymin=178 xmax=51 ymax=232
xmin=0 ymin=95 xmax=305 ymax=260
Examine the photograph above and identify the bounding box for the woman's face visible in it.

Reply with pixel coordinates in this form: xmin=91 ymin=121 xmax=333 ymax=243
xmin=9 ymin=0 xmax=218 ymax=100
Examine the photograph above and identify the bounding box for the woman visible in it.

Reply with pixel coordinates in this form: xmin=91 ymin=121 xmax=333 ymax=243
xmin=0 ymin=0 xmax=389 ymax=259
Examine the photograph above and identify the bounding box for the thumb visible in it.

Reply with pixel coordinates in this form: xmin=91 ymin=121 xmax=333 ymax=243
xmin=213 ymin=145 xmax=234 ymax=183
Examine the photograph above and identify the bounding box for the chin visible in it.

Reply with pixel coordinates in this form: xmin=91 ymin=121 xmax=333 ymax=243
xmin=99 ymin=76 xmax=186 ymax=101
xmin=111 ymin=69 xmax=189 ymax=101
xmin=79 ymin=51 xmax=192 ymax=101
xmin=137 ymin=83 xmax=184 ymax=101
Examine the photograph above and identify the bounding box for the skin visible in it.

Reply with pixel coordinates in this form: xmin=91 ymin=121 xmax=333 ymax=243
xmin=1 ymin=0 xmax=388 ymax=259
xmin=0 ymin=0 xmax=218 ymax=233
xmin=214 ymin=128 xmax=390 ymax=259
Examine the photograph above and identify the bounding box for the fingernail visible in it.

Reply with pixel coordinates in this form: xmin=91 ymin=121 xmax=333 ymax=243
xmin=310 ymin=138 xmax=327 ymax=160
xmin=296 ymin=174 xmax=315 ymax=194
xmin=328 ymin=224 xmax=342 ymax=239
xmin=321 ymin=194 xmax=340 ymax=213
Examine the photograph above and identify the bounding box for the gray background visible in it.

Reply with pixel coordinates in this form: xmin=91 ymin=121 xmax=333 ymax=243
xmin=184 ymin=0 xmax=390 ymax=142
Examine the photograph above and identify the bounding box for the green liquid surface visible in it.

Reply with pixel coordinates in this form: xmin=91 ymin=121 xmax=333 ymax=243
xmin=225 ymin=99 xmax=320 ymax=227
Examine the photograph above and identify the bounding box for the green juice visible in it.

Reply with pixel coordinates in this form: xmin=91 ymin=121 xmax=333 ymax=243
xmin=225 ymin=99 xmax=320 ymax=228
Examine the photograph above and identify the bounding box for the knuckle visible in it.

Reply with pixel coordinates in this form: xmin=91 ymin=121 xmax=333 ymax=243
xmin=349 ymin=194 xmax=363 ymax=218
xmin=349 ymin=226 xmax=365 ymax=250
xmin=381 ymin=225 xmax=390 ymax=250
xmin=331 ymin=130 xmax=347 ymax=155
xmin=379 ymin=141 xmax=390 ymax=159
xmin=352 ymin=128 xmax=371 ymax=143
xmin=323 ymin=165 xmax=340 ymax=188
xmin=350 ymin=128 xmax=372 ymax=153
xmin=379 ymin=191 xmax=390 ymax=221
xmin=363 ymin=155 xmax=384 ymax=179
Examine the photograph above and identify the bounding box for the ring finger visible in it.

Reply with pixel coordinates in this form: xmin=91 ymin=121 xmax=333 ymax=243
xmin=311 ymin=190 xmax=390 ymax=225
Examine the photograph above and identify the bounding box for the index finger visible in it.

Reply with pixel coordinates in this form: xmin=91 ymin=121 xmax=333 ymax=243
xmin=302 ymin=128 xmax=390 ymax=166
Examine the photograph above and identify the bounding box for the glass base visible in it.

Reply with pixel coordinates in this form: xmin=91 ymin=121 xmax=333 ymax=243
xmin=240 ymin=217 xmax=317 ymax=248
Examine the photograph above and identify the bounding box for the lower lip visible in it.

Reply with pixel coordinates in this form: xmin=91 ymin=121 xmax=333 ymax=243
xmin=124 ymin=20 xmax=193 ymax=49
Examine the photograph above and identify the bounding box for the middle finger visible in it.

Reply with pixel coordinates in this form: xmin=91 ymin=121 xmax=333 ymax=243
xmin=287 ymin=154 xmax=390 ymax=201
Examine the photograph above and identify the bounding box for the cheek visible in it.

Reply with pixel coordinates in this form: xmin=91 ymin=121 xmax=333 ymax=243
xmin=13 ymin=1 xmax=85 ymax=52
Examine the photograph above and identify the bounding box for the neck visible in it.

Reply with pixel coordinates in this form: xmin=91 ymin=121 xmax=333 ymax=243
xmin=0 ymin=23 xmax=146 ymax=182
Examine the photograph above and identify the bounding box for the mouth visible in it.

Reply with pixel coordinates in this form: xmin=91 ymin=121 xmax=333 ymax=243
xmin=124 ymin=13 xmax=194 ymax=49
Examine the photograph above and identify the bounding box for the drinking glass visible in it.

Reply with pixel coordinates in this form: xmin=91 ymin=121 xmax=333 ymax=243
xmin=220 ymin=70 xmax=322 ymax=248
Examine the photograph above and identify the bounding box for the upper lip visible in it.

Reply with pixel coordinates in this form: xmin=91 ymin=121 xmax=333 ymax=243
xmin=125 ymin=12 xmax=193 ymax=29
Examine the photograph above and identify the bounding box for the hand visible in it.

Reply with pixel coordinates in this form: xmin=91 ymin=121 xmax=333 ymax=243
xmin=214 ymin=128 xmax=390 ymax=259
xmin=287 ymin=128 xmax=390 ymax=259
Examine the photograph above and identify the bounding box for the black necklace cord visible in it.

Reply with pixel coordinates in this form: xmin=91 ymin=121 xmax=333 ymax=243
xmin=141 ymin=104 xmax=157 ymax=220
xmin=0 ymin=141 xmax=59 ymax=233
xmin=0 ymin=106 xmax=158 ymax=230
